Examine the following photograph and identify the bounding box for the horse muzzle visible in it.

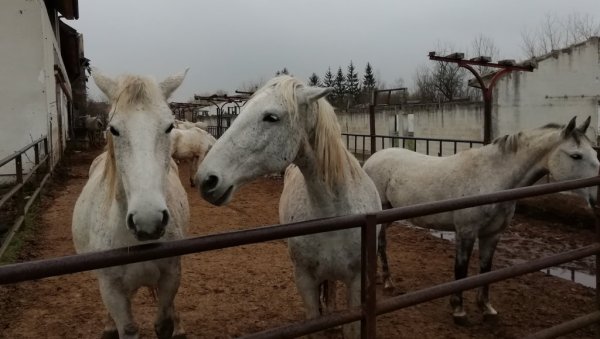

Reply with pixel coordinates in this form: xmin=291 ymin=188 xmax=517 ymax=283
xmin=198 ymin=173 xmax=234 ymax=206
xmin=126 ymin=209 xmax=170 ymax=241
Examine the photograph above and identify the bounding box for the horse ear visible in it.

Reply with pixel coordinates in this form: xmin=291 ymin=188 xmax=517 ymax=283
xmin=91 ymin=67 xmax=117 ymax=100
xmin=299 ymin=87 xmax=333 ymax=103
xmin=577 ymin=116 xmax=591 ymax=133
xmin=160 ymin=68 xmax=189 ymax=99
xmin=562 ymin=116 xmax=577 ymax=138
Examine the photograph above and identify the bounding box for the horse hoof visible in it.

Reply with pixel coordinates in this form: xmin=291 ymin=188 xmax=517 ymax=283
xmin=483 ymin=313 xmax=499 ymax=323
xmin=172 ymin=335 xmax=187 ymax=339
xmin=453 ymin=315 xmax=470 ymax=326
xmin=101 ymin=330 xmax=119 ymax=339
xmin=155 ymin=318 xmax=175 ymax=339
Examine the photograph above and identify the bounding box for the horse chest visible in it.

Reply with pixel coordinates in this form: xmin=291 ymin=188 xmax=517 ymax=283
xmin=288 ymin=230 xmax=361 ymax=280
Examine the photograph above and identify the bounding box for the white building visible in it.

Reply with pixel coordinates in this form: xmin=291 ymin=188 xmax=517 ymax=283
xmin=0 ymin=0 xmax=83 ymax=182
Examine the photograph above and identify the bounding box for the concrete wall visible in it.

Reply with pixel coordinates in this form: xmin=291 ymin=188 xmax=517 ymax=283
xmin=493 ymin=37 xmax=600 ymax=142
xmin=0 ymin=1 xmax=71 ymax=183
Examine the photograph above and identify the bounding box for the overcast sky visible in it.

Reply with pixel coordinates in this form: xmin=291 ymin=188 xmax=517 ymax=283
xmin=69 ymin=0 xmax=600 ymax=102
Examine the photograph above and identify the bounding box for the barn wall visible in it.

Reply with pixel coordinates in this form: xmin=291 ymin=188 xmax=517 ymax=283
xmin=0 ymin=0 xmax=71 ymax=184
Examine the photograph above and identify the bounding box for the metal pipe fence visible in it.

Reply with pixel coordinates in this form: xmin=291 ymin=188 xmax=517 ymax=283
xmin=1 ymin=175 xmax=599 ymax=338
xmin=342 ymin=132 xmax=484 ymax=161
xmin=0 ymin=136 xmax=50 ymax=258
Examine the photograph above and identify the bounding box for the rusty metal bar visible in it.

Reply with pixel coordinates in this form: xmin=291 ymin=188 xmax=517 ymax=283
xmin=242 ymin=308 xmax=362 ymax=339
xmin=376 ymin=243 xmax=600 ymax=315
xmin=429 ymin=54 xmax=535 ymax=71
xmin=360 ymin=214 xmax=378 ymax=338
xmin=0 ymin=136 xmax=47 ymax=168
xmin=376 ymin=176 xmax=600 ymax=225
xmin=1 ymin=175 xmax=599 ymax=285
xmin=524 ymin=311 xmax=600 ymax=339
xmin=243 ymin=244 xmax=600 ymax=339
xmin=15 ymin=155 xmax=24 ymax=215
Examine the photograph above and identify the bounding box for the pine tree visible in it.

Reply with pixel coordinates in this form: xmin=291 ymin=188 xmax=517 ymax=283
xmin=346 ymin=61 xmax=360 ymax=106
xmin=323 ymin=67 xmax=334 ymax=88
xmin=275 ymin=67 xmax=290 ymax=76
xmin=362 ymin=62 xmax=376 ymax=103
xmin=363 ymin=62 xmax=376 ymax=89
xmin=333 ymin=66 xmax=346 ymax=107
xmin=308 ymin=73 xmax=321 ymax=87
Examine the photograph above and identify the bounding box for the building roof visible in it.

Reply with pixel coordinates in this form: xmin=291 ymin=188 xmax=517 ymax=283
xmin=46 ymin=0 xmax=79 ymax=20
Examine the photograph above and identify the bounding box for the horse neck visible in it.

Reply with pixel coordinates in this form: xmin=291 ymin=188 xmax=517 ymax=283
xmin=293 ymin=135 xmax=358 ymax=216
xmin=480 ymin=130 xmax=562 ymax=189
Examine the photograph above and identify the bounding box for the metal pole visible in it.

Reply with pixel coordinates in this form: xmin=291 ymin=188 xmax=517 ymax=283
xmin=15 ymin=155 xmax=24 ymax=215
xmin=360 ymin=214 xmax=378 ymax=338
xmin=595 ymin=150 xmax=600 ymax=339
xmin=369 ymin=101 xmax=376 ymax=157
xmin=483 ymin=89 xmax=493 ymax=144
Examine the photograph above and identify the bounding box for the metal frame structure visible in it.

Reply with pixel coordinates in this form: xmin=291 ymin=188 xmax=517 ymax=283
xmin=193 ymin=93 xmax=251 ymax=137
xmin=368 ymin=88 xmax=408 ymax=153
xmin=0 ymin=173 xmax=599 ymax=338
xmin=168 ymin=102 xmax=209 ymax=121
xmin=428 ymin=52 xmax=535 ymax=144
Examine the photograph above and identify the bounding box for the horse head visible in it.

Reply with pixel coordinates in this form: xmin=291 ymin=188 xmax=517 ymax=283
xmin=548 ymin=116 xmax=599 ymax=206
xmin=196 ymin=75 xmax=332 ymax=205
xmin=92 ymin=67 xmax=188 ymax=240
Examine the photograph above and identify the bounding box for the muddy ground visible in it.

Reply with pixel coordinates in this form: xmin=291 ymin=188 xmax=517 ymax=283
xmin=0 ymin=150 xmax=597 ymax=338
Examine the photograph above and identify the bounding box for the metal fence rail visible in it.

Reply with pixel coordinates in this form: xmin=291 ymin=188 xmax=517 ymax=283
xmin=342 ymin=132 xmax=484 ymax=161
xmin=1 ymin=175 xmax=600 ymax=338
xmin=0 ymin=137 xmax=50 ymax=258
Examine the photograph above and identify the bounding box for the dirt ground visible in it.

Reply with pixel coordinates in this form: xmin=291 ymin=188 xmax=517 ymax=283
xmin=0 ymin=150 xmax=598 ymax=338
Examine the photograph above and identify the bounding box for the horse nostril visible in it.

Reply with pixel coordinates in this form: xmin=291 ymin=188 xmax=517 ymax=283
xmin=161 ymin=210 xmax=169 ymax=226
xmin=202 ymin=175 xmax=219 ymax=192
xmin=127 ymin=213 xmax=135 ymax=230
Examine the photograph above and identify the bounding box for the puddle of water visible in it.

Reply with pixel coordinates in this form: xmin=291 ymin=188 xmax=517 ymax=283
xmin=404 ymin=223 xmax=596 ymax=289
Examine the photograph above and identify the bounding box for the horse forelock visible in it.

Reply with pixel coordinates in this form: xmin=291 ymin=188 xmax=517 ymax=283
xmin=111 ymin=75 xmax=162 ymax=112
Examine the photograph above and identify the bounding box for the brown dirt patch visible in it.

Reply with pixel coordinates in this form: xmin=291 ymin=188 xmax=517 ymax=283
xmin=0 ymin=151 xmax=596 ymax=338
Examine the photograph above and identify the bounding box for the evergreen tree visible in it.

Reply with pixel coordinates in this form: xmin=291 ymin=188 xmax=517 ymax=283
xmin=275 ymin=67 xmax=290 ymax=76
xmin=333 ymin=66 xmax=346 ymax=106
xmin=323 ymin=67 xmax=334 ymax=88
xmin=363 ymin=62 xmax=376 ymax=90
xmin=308 ymin=73 xmax=321 ymax=87
xmin=362 ymin=62 xmax=377 ymax=103
xmin=345 ymin=61 xmax=360 ymax=106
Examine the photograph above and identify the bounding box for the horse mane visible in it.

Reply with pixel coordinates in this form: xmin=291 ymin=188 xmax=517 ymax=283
xmin=102 ymin=75 xmax=163 ymax=199
xmin=492 ymin=123 xmax=590 ymax=154
xmin=255 ymin=76 xmax=360 ymax=189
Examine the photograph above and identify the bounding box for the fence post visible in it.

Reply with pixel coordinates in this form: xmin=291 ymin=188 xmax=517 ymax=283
xmin=15 ymin=154 xmax=25 ymax=216
xmin=361 ymin=213 xmax=378 ymax=338
xmin=595 ymin=150 xmax=600 ymax=339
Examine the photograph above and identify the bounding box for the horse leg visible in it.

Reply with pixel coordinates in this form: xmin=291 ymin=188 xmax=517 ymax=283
xmin=101 ymin=312 xmax=118 ymax=339
xmin=155 ymin=260 xmax=185 ymax=339
xmin=449 ymin=235 xmax=475 ymax=325
xmin=477 ymin=233 xmax=501 ymax=321
xmin=98 ymin=278 xmax=138 ymax=339
xmin=293 ymin=267 xmax=323 ymax=338
xmin=189 ymin=157 xmax=198 ymax=187
xmin=343 ymin=275 xmax=362 ymax=339
xmin=377 ymin=222 xmax=396 ymax=294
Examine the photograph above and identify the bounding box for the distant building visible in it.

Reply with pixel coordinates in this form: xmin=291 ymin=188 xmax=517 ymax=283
xmin=0 ymin=0 xmax=85 ymax=182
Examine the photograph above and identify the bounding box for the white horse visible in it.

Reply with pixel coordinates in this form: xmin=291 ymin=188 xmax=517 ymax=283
xmin=171 ymin=126 xmax=216 ymax=186
xmin=72 ymin=69 xmax=189 ymax=339
xmin=175 ymin=119 xmax=208 ymax=130
xmin=196 ymin=76 xmax=381 ymax=338
xmin=363 ymin=117 xmax=599 ymax=324
xmin=84 ymin=114 xmax=105 ymax=148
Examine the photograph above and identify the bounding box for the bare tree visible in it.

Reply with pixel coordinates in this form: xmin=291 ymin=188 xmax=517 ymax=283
xmin=520 ymin=12 xmax=600 ymax=59
xmin=238 ymin=78 xmax=265 ymax=93
xmin=470 ymin=34 xmax=499 ymax=74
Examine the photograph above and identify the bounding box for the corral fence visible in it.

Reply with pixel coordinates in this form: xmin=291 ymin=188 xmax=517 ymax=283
xmin=343 ymin=133 xmax=484 ymax=161
xmin=0 ymin=169 xmax=599 ymax=337
xmin=0 ymin=137 xmax=51 ymax=258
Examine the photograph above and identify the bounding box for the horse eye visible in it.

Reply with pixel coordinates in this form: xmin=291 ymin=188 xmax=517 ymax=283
xmin=263 ymin=114 xmax=280 ymax=123
xmin=570 ymin=153 xmax=583 ymax=160
xmin=165 ymin=123 xmax=175 ymax=133
xmin=109 ymin=126 xmax=120 ymax=136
